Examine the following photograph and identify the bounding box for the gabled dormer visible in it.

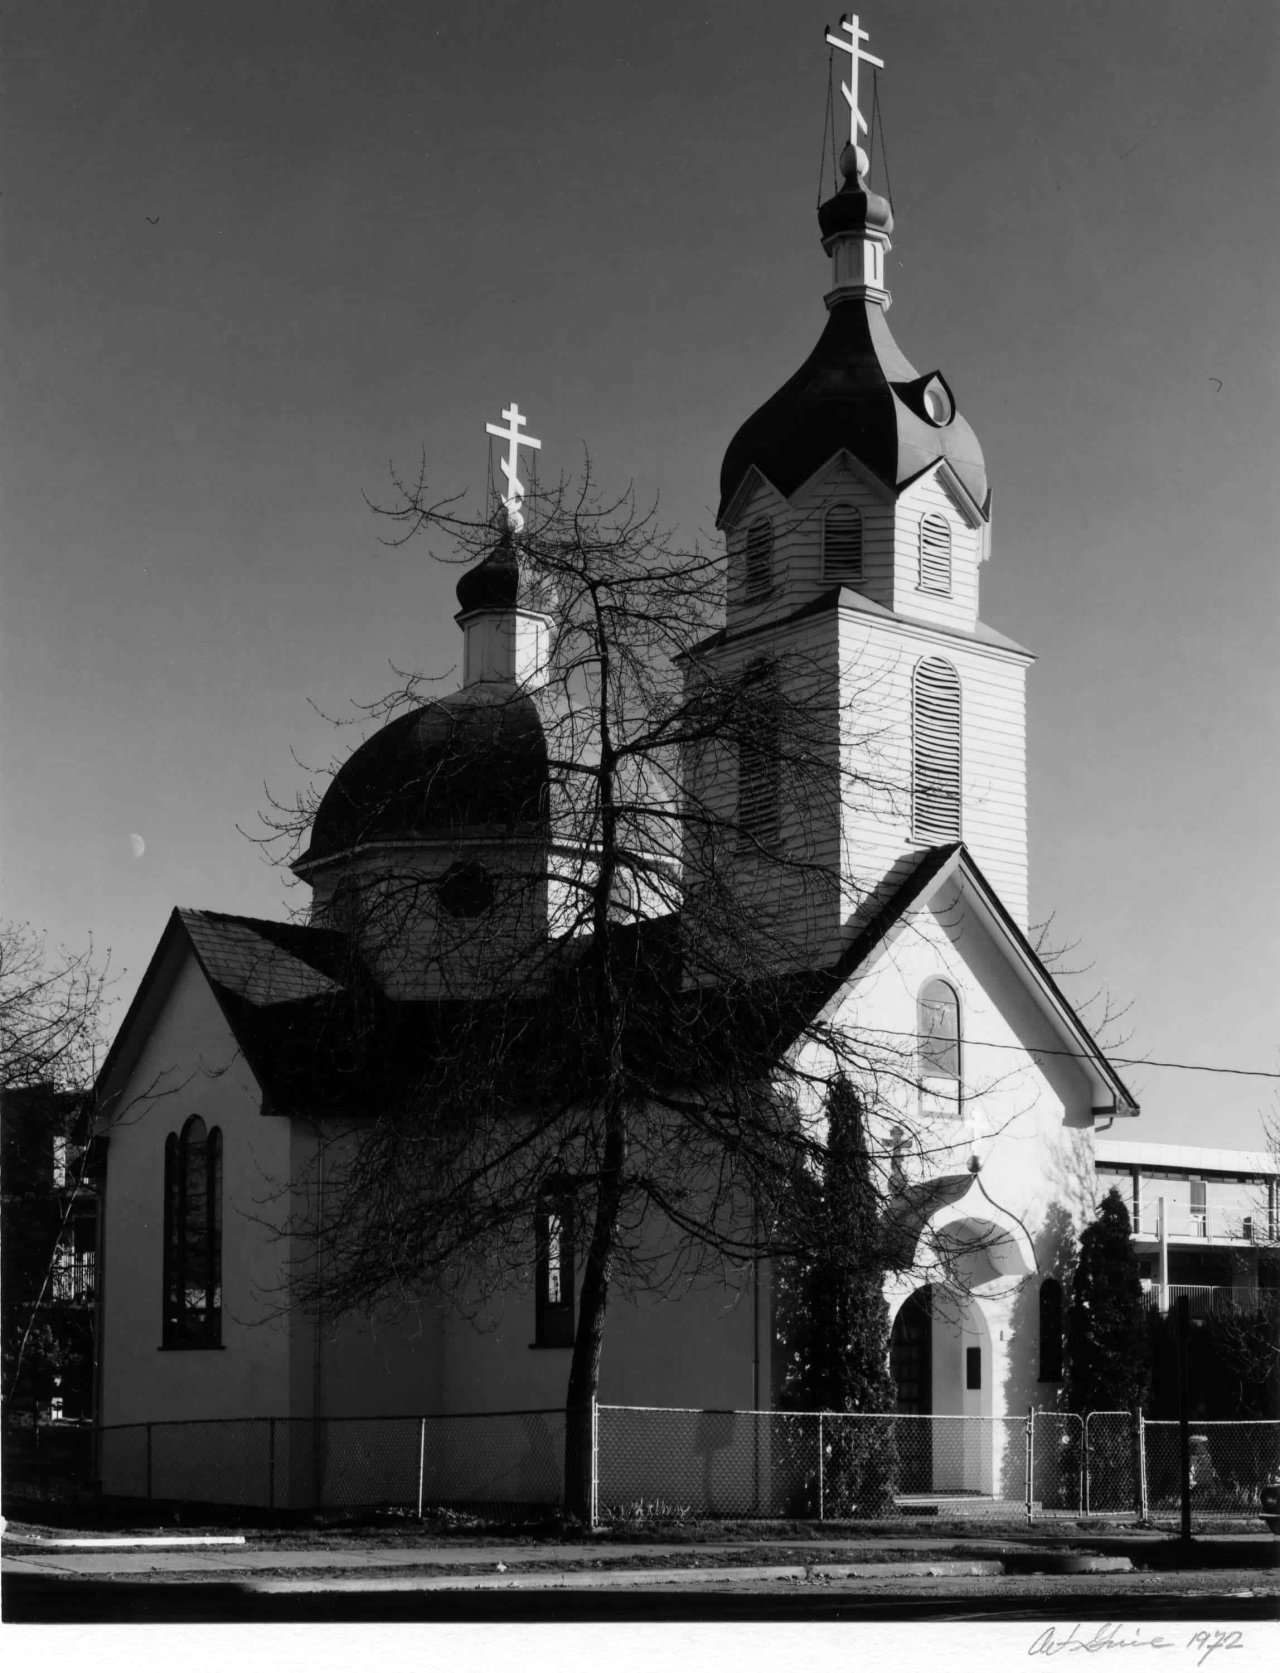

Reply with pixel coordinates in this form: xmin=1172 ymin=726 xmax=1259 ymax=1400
xmin=889 ymin=461 xmax=991 ymax=636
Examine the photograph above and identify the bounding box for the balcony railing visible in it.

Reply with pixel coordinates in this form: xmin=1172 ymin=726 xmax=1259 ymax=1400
xmin=1127 ymin=1201 xmax=1275 ymax=1242
xmin=1140 ymin=1283 xmax=1280 ymax=1318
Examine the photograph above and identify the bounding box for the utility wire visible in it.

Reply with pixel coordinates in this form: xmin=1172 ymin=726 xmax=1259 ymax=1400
xmin=867 ymin=1029 xmax=1280 ymax=1079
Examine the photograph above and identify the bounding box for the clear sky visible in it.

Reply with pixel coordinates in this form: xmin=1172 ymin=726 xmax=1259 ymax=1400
xmin=2 ymin=0 xmax=1277 ymax=1148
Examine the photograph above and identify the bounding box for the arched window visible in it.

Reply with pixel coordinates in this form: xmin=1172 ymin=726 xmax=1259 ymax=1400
xmin=737 ymin=658 xmax=780 ymax=846
xmin=912 ymin=657 xmax=961 ymax=841
xmin=822 ymin=503 xmax=863 ymax=582
xmin=918 ymin=513 xmax=952 ymax=595
xmin=535 ymin=1182 xmax=575 ymax=1348
xmin=162 ymin=1116 xmax=222 ymax=1347
xmin=918 ymin=978 xmax=961 ymax=1118
xmin=744 ymin=517 xmax=773 ymax=599
xmin=1038 ymin=1278 xmax=1064 ymax=1382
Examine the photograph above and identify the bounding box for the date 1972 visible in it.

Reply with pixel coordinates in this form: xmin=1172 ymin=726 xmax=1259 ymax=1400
xmin=1028 ymin=1623 xmax=1245 ymax=1664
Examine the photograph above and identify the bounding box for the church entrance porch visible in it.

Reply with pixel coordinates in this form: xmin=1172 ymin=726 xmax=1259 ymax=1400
xmin=890 ymin=1282 xmax=999 ymax=1496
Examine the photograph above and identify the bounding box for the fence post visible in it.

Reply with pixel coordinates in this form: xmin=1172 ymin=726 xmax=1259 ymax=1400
xmin=1176 ymin=1295 xmax=1192 ymax=1541
xmin=1131 ymin=1407 xmax=1145 ymax=1522
xmin=1083 ymin=1413 xmax=1090 ymax=1515
xmin=817 ymin=1413 xmax=825 ymax=1522
xmin=145 ymin=1422 xmax=152 ymax=1501
xmin=268 ymin=1418 xmax=276 ymax=1511
xmin=1025 ymin=1408 xmax=1034 ymax=1524
xmin=416 ymin=1417 xmax=426 ymax=1520
xmin=589 ymin=1396 xmax=599 ymax=1529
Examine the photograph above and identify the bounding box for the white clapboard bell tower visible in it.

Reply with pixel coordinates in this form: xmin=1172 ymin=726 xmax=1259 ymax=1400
xmin=701 ymin=46 xmax=1034 ymax=962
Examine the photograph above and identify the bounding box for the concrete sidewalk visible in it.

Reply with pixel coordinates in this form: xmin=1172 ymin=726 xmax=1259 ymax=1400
xmin=5 ymin=1530 xmax=1274 ymax=1589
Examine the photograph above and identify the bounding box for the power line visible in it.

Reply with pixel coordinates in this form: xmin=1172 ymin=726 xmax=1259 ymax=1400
xmin=867 ymin=1029 xmax=1280 ymax=1080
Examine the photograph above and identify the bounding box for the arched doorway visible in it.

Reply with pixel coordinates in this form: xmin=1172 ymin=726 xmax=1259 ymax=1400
xmin=890 ymin=1286 xmax=933 ymax=1492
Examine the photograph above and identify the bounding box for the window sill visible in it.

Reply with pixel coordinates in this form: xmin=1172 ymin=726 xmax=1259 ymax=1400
xmin=158 ymin=1342 xmax=225 ymax=1352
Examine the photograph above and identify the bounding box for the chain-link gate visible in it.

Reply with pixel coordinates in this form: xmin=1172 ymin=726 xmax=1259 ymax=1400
xmin=1082 ymin=1410 xmax=1138 ymax=1516
xmin=1029 ymin=1411 xmax=1084 ymax=1518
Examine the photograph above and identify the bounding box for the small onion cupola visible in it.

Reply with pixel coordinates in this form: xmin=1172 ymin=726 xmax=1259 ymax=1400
xmin=718 ymin=141 xmax=988 ymax=524
xmin=453 ymin=525 xmax=556 ymax=691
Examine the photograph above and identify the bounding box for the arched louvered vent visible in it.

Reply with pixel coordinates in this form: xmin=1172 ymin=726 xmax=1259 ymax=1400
xmin=823 ymin=503 xmax=863 ymax=582
xmin=912 ymin=657 xmax=961 ymax=841
xmin=918 ymin=513 xmax=952 ymax=595
xmin=744 ymin=517 xmax=773 ymax=598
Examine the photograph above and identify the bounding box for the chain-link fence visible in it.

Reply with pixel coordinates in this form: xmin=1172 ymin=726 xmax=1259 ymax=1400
xmin=1143 ymin=1419 xmax=1280 ymax=1528
xmin=96 ymin=1409 xmax=565 ymax=1517
xmin=93 ymin=1407 xmax=1280 ymax=1525
xmin=596 ymin=1406 xmax=1064 ymax=1519
xmin=1082 ymin=1411 xmax=1139 ymax=1515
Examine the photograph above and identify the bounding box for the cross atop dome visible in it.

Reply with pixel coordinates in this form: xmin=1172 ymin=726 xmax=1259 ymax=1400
xmin=486 ymin=402 xmax=542 ymax=534
xmin=825 ymin=12 xmax=884 ymax=169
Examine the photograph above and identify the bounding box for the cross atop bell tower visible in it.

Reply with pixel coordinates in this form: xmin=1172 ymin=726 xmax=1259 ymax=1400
xmin=486 ymin=402 xmax=541 ymax=534
xmin=825 ymin=12 xmax=884 ymax=168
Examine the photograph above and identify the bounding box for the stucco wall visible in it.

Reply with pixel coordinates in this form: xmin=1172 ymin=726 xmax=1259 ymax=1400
xmin=97 ymin=948 xmax=301 ymax=1491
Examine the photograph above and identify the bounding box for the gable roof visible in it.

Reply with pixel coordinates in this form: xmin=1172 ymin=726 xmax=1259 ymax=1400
xmin=802 ymin=844 xmax=1139 ymax=1118
xmin=97 ymin=849 xmax=1135 ymax=1130
xmin=95 ymin=909 xmax=366 ymax=1119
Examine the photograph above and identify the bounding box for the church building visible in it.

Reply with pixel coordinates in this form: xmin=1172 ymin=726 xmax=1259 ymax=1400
xmin=91 ymin=25 xmax=1138 ymax=1511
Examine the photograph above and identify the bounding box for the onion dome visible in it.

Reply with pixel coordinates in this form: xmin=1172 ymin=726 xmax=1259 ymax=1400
xmin=455 ymin=528 xmax=519 ymax=616
xmin=297 ymin=683 xmax=549 ymax=869
xmin=718 ymin=149 xmax=987 ymax=521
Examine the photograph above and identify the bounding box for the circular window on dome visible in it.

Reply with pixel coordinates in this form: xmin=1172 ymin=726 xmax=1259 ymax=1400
xmin=922 ymin=377 xmax=954 ymax=426
xmin=436 ymin=860 xmax=496 ymax=919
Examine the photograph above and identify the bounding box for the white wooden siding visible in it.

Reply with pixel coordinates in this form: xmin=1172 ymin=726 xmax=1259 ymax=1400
xmin=838 ymin=613 xmax=1029 ymax=927
xmin=722 ymin=459 xmax=898 ymax=627
xmin=891 ymin=471 xmax=982 ymax=634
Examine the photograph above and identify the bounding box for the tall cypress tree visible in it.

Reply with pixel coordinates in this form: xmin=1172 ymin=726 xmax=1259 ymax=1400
xmin=803 ymin=1075 xmax=897 ymax=1512
xmin=1065 ymin=1187 xmax=1148 ymax=1413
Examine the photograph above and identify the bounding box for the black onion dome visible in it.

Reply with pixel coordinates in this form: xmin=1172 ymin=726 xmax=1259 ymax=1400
xmin=717 ymin=182 xmax=987 ymax=521
xmin=300 ymin=684 xmax=549 ymax=867
xmin=455 ymin=531 xmax=520 ymax=615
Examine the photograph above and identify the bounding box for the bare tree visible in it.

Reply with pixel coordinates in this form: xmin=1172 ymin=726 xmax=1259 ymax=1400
xmin=0 ymin=922 xmax=108 ymax=1096
xmin=1 ymin=923 xmax=109 ymax=1411
xmin=259 ymin=464 xmax=1031 ymax=1515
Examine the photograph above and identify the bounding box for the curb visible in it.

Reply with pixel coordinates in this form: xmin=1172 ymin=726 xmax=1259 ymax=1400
xmin=244 ymin=1555 xmax=1132 ymax=1593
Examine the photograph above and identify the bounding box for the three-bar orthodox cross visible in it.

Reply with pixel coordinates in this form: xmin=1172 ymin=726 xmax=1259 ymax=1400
xmin=486 ymin=402 xmax=542 ymax=534
xmin=825 ymin=13 xmax=884 ymax=149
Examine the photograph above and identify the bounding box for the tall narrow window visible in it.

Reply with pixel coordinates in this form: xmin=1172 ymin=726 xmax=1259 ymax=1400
xmin=912 ymin=656 xmax=962 ymax=841
xmin=918 ymin=513 xmax=952 ymax=594
xmin=737 ymin=659 xmax=780 ymax=846
xmin=744 ymin=517 xmax=773 ymax=599
xmin=822 ymin=503 xmax=862 ymax=582
xmin=162 ymin=1116 xmax=222 ymax=1347
xmin=1038 ymin=1278 xmax=1064 ymax=1381
xmin=918 ymin=978 xmax=961 ymax=1118
xmin=535 ymin=1185 xmax=575 ymax=1348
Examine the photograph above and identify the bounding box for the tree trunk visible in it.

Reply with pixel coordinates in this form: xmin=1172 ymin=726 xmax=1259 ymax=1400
xmin=563 ymin=1101 xmax=626 ymax=1521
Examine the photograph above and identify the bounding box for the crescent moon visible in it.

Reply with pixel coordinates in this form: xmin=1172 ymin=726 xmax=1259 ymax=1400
xmin=129 ymin=833 xmax=146 ymax=859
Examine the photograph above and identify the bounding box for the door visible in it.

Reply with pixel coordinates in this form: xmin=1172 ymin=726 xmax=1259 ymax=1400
xmin=890 ymin=1286 xmax=933 ymax=1492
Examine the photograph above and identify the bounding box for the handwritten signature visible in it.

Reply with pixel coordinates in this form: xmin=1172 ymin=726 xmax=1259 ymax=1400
xmin=1029 ymin=1624 xmax=1245 ymax=1664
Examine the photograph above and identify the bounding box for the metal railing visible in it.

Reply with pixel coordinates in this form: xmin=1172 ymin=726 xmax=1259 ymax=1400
xmin=1140 ymin=1283 xmax=1280 ymax=1318
xmin=92 ymin=1407 xmax=1280 ymax=1527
